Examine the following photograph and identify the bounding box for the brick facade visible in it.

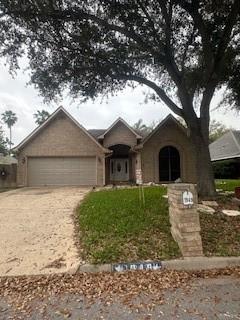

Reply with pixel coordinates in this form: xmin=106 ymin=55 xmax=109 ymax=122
xmin=15 ymin=108 xmax=197 ymax=187
xmin=168 ymin=183 xmax=203 ymax=257
xmin=103 ymin=121 xmax=138 ymax=148
xmin=141 ymin=119 xmax=197 ymax=184
xmin=17 ymin=111 xmax=105 ymax=186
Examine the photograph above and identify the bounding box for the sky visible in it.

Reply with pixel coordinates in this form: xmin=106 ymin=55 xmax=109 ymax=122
xmin=0 ymin=59 xmax=239 ymax=146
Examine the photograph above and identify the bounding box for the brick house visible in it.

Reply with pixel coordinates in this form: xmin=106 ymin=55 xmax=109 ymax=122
xmin=210 ymin=130 xmax=240 ymax=178
xmin=15 ymin=107 xmax=197 ymax=187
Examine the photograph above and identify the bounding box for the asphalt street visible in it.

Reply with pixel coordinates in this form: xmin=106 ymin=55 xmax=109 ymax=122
xmin=0 ymin=275 xmax=239 ymax=320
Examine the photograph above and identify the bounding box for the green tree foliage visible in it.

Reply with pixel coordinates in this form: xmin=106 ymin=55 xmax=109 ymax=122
xmin=1 ymin=110 xmax=18 ymax=152
xmin=0 ymin=1 xmax=239 ymax=196
xmin=33 ymin=109 xmax=50 ymax=125
xmin=177 ymin=117 xmax=229 ymax=143
xmin=209 ymin=120 xmax=229 ymax=143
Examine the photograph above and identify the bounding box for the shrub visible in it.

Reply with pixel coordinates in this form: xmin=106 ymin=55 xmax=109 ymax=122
xmin=213 ymin=159 xmax=239 ymax=179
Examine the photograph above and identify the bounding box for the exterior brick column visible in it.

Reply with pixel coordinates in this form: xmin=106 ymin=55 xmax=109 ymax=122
xmin=168 ymin=183 xmax=203 ymax=257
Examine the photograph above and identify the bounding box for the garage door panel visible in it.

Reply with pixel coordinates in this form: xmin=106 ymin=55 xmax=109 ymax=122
xmin=28 ymin=157 xmax=96 ymax=186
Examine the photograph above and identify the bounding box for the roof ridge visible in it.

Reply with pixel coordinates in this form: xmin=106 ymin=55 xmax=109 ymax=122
xmin=98 ymin=118 xmax=142 ymax=139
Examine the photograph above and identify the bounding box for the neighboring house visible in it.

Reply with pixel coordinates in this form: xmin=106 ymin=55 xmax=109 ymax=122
xmin=14 ymin=107 xmax=197 ymax=187
xmin=209 ymin=130 xmax=240 ymax=178
xmin=0 ymin=153 xmax=18 ymax=188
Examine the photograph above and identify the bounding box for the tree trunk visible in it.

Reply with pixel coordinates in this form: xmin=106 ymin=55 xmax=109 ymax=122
xmin=9 ymin=126 xmax=12 ymax=154
xmin=189 ymin=130 xmax=216 ymax=198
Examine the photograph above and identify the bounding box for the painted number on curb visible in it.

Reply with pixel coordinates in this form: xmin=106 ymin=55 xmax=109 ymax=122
xmin=112 ymin=261 xmax=162 ymax=272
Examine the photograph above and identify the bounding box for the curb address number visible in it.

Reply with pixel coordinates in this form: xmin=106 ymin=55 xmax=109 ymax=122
xmin=112 ymin=261 xmax=162 ymax=272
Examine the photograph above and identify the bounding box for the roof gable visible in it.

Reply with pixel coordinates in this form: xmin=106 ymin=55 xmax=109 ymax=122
xmin=98 ymin=117 xmax=142 ymax=139
xmin=14 ymin=107 xmax=108 ymax=152
xmin=142 ymin=114 xmax=187 ymax=145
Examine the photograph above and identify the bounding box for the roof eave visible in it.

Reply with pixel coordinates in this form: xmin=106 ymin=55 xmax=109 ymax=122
xmin=211 ymin=154 xmax=240 ymax=161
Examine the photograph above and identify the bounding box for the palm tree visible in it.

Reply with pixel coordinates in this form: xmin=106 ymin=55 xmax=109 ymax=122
xmin=133 ymin=119 xmax=148 ymax=132
xmin=34 ymin=109 xmax=50 ymax=126
xmin=133 ymin=119 xmax=156 ymax=135
xmin=1 ymin=110 xmax=18 ymax=153
xmin=0 ymin=126 xmax=8 ymax=155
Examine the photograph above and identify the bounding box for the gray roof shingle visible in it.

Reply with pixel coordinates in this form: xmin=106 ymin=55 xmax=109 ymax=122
xmin=209 ymin=130 xmax=240 ymax=161
xmin=88 ymin=129 xmax=106 ymax=139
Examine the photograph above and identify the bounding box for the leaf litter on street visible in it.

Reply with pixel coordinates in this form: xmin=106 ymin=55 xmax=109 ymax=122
xmin=0 ymin=267 xmax=239 ymax=319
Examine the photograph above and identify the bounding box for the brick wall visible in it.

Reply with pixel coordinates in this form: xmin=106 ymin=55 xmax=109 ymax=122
xmin=103 ymin=121 xmax=137 ymax=148
xmin=141 ymin=120 xmax=197 ymax=183
xmin=17 ymin=112 xmax=105 ymax=186
xmin=168 ymin=183 xmax=203 ymax=257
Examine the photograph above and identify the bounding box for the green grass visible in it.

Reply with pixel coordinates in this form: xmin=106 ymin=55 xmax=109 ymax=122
xmin=200 ymin=212 xmax=240 ymax=257
xmin=78 ymin=186 xmax=180 ymax=264
xmin=215 ymin=179 xmax=240 ymax=192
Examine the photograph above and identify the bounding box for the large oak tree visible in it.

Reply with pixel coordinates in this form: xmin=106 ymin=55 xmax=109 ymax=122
xmin=0 ymin=0 xmax=239 ymax=196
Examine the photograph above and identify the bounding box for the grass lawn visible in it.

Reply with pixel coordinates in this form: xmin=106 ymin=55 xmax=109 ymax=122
xmin=200 ymin=212 xmax=240 ymax=257
xmin=215 ymin=179 xmax=240 ymax=192
xmin=78 ymin=186 xmax=180 ymax=264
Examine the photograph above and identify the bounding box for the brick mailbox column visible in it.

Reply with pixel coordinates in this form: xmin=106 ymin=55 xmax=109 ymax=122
xmin=168 ymin=183 xmax=203 ymax=257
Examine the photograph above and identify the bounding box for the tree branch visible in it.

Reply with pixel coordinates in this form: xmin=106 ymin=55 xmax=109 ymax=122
xmin=4 ymin=7 xmax=166 ymax=64
xmin=115 ymin=73 xmax=183 ymax=117
xmin=180 ymin=26 xmax=196 ymax=72
xmin=158 ymin=1 xmax=182 ymax=84
xmin=213 ymin=0 xmax=240 ymax=74
xmin=135 ymin=0 xmax=162 ymax=45
xmin=174 ymin=0 xmax=214 ymax=70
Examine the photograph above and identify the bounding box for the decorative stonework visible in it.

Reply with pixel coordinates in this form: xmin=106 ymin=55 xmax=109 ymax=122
xmin=168 ymin=183 xmax=203 ymax=257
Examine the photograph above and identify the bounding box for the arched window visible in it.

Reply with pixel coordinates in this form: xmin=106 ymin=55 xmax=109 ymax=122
xmin=159 ymin=146 xmax=180 ymax=182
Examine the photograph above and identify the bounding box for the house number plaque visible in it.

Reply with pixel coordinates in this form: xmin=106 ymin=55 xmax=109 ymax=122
xmin=182 ymin=190 xmax=194 ymax=206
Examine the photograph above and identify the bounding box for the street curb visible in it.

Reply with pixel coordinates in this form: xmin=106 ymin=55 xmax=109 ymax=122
xmin=76 ymin=257 xmax=240 ymax=273
xmin=162 ymin=257 xmax=240 ymax=270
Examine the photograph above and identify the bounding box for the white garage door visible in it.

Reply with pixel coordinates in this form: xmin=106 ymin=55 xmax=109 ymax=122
xmin=28 ymin=157 xmax=96 ymax=186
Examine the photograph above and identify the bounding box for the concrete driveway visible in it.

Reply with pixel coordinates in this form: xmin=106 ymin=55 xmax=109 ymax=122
xmin=0 ymin=187 xmax=90 ymax=276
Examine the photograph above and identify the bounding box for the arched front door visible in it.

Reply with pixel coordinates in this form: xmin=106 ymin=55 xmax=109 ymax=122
xmin=159 ymin=146 xmax=180 ymax=182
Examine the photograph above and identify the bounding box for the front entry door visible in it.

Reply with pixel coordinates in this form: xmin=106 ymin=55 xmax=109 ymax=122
xmin=159 ymin=146 xmax=180 ymax=182
xmin=110 ymin=158 xmax=129 ymax=181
